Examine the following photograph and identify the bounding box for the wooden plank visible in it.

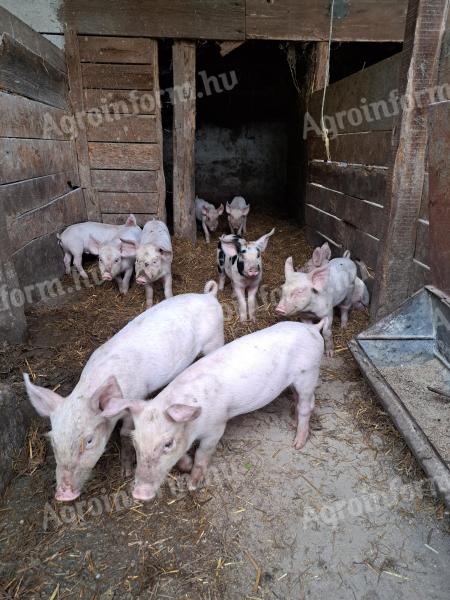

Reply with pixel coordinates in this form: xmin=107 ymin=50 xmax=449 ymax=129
xmin=0 ymin=171 xmax=80 ymax=219
xmin=371 ymin=0 xmax=449 ymax=319
xmin=102 ymin=212 xmax=154 ymax=227
xmin=62 ymin=0 xmax=245 ymax=41
xmin=88 ymin=142 xmax=160 ymax=170
xmin=83 ymin=89 xmax=157 ymax=114
xmin=308 ymin=53 xmax=401 ymax=136
xmin=9 ymin=188 xmax=86 ymax=253
xmin=408 ymin=260 xmax=431 ymax=294
xmin=91 ymin=169 xmax=158 ymax=192
xmin=98 ymin=192 xmax=159 ymax=213
xmin=86 ymin=115 xmax=157 ymax=142
xmin=0 ymin=5 xmax=66 ymax=73
xmin=413 ymin=219 xmax=429 ymax=266
xmin=78 ymin=36 xmax=154 ymax=64
xmin=0 ymin=91 xmax=71 ymax=140
xmin=172 ymin=41 xmax=196 ymax=241
xmin=12 ymin=231 xmax=65 ymax=291
xmin=309 ymin=131 xmax=392 ymax=166
xmin=0 ymin=34 xmax=67 ymax=109
xmin=81 ymin=64 xmax=154 ymax=90
xmin=305 ymin=204 xmax=379 ymax=268
xmin=428 ymin=101 xmax=450 ymax=294
xmin=419 ymin=172 xmax=429 ymax=220
xmin=150 ymin=39 xmax=166 ymax=221
xmin=65 ymin=29 xmax=99 ymax=221
xmin=0 ymin=139 xmax=77 ymax=185
xmin=246 ymin=0 xmax=407 ymax=42
xmin=306 ymin=183 xmax=385 ymax=239
xmin=309 ymin=161 xmax=387 ymax=204
xmin=312 ymin=42 xmax=329 ymax=92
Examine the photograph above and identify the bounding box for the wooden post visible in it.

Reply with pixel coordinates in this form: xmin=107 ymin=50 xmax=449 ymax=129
xmin=312 ymin=42 xmax=329 ymax=92
xmin=65 ymin=29 xmax=100 ymax=222
xmin=371 ymin=0 xmax=449 ymax=319
xmin=172 ymin=40 xmax=196 ymax=242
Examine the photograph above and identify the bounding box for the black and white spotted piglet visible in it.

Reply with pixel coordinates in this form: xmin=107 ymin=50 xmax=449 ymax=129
xmin=217 ymin=229 xmax=274 ymax=322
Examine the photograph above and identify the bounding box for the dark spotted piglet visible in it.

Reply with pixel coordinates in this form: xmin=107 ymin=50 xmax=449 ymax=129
xmin=217 ymin=229 xmax=274 ymax=322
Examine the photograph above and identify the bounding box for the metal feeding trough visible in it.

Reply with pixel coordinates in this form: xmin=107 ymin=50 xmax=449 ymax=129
xmin=349 ymin=286 xmax=450 ymax=509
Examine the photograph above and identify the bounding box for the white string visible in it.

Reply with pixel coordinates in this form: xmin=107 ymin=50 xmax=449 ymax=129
xmin=320 ymin=0 xmax=335 ymax=162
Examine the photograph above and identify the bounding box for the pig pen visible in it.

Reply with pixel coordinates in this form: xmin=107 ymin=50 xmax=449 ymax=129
xmin=1 ymin=211 xmax=449 ymax=600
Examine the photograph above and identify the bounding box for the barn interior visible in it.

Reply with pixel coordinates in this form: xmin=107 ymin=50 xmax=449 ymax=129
xmin=0 ymin=1 xmax=449 ymax=598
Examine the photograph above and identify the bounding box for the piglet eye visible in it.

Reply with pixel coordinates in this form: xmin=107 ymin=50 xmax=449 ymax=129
xmin=114 ymin=258 xmax=120 ymax=263
xmin=86 ymin=436 xmax=94 ymax=447
xmin=163 ymin=439 xmax=174 ymax=452
xmin=144 ymin=262 xmax=150 ymax=268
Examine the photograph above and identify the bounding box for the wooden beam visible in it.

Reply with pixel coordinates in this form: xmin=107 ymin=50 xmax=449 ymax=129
xmin=428 ymin=101 xmax=450 ymax=294
xmin=312 ymin=42 xmax=329 ymax=92
xmin=371 ymin=0 xmax=449 ymax=319
xmin=64 ymin=29 xmax=100 ymax=221
xmin=172 ymin=41 xmax=196 ymax=242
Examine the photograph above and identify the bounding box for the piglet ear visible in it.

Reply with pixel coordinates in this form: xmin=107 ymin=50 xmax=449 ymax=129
xmin=242 ymin=204 xmax=250 ymax=216
xmin=255 ymin=228 xmax=275 ymax=252
xmin=165 ymin=404 xmax=201 ymax=423
xmin=101 ymin=397 xmax=146 ymax=418
xmin=120 ymin=239 xmax=138 ymax=258
xmin=284 ymin=256 xmax=295 ymax=278
xmin=310 ymin=265 xmax=329 ymax=291
xmin=217 ymin=204 xmax=224 ymax=216
xmin=202 ymin=207 xmax=209 ymax=216
xmin=91 ymin=376 xmax=123 ymax=413
xmin=87 ymin=235 xmax=101 ymax=255
xmin=125 ymin=214 xmax=137 ymax=227
xmin=226 ymin=201 xmax=232 ymax=214
xmin=322 ymin=242 xmax=332 ymax=262
xmin=23 ymin=373 xmax=64 ymax=417
xmin=312 ymin=247 xmax=323 ymax=267
xmin=220 ymin=236 xmax=238 ymax=258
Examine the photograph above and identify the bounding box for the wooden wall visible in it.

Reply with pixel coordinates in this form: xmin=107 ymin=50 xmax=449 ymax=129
xmin=65 ymin=33 xmax=166 ymax=225
xmin=305 ymin=52 xmax=431 ymax=291
xmin=0 ymin=8 xmax=86 ymax=292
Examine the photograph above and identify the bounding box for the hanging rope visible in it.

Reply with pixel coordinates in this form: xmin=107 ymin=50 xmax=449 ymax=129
xmin=320 ymin=0 xmax=335 ymax=162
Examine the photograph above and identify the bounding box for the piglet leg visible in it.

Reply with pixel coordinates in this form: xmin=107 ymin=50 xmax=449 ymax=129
xmin=247 ymin=285 xmax=259 ymax=322
xmin=201 ymin=219 xmax=211 ymax=244
xmin=188 ymin=428 xmax=225 ymax=491
xmin=234 ymin=285 xmax=248 ymax=322
xmin=292 ymin=380 xmax=317 ymax=450
xmin=177 ymin=454 xmax=193 ymax=472
xmin=163 ymin=273 xmax=173 ymax=299
xmin=120 ymin=413 xmax=135 ymax=477
xmin=144 ymin=284 xmax=154 ymax=308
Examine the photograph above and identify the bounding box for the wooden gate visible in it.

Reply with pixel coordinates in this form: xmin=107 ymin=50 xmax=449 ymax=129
xmin=65 ymin=32 xmax=166 ymax=225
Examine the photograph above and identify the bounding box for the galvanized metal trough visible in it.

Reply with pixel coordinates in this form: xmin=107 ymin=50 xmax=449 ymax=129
xmin=349 ymin=286 xmax=450 ymax=508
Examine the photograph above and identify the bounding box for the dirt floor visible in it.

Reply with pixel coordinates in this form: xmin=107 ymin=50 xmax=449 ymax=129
xmin=0 ymin=212 xmax=449 ymax=599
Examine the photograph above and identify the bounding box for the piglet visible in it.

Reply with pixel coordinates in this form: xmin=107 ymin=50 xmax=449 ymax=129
xmin=23 ymin=285 xmax=224 ymax=501
xmin=226 ymin=196 xmax=250 ymax=235
xmin=88 ymin=218 xmax=142 ymax=294
xmin=276 ymin=255 xmax=356 ymax=357
xmin=102 ymin=320 xmax=324 ymax=501
xmin=121 ymin=220 xmax=173 ymax=308
xmin=217 ymin=229 xmax=274 ymax=322
xmin=57 ymin=215 xmax=135 ymax=278
xmin=195 ymin=197 xmax=224 ymax=243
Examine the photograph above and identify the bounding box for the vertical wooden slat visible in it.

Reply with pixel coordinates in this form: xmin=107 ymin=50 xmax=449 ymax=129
xmin=172 ymin=40 xmax=196 ymax=242
xmin=371 ymin=0 xmax=449 ymax=319
xmin=312 ymin=41 xmax=329 ymax=92
xmin=152 ymin=39 xmax=166 ymax=221
xmin=65 ymin=29 xmax=100 ymax=221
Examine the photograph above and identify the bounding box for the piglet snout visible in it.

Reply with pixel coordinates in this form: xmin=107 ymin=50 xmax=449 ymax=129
xmin=275 ymin=303 xmax=286 ymax=315
xmin=102 ymin=273 xmax=112 ymax=281
xmin=55 ymin=473 xmax=81 ymax=502
xmin=132 ymin=484 xmax=156 ymax=501
xmin=136 ymin=276 xmax=147 ymax=285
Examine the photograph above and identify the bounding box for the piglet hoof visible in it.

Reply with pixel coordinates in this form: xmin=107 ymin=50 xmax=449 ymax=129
xmin=80 ymin=271 xmax=89 ymax=280
xmin=120 ymin=288 xmax=129 ymax=296
xmin=326 ymin=349 xmax=334 ymax=358
xmin=293 ymin=433 xmax=309 ymax=450
xmin=146 ymin=302 xmax=154 ymax=309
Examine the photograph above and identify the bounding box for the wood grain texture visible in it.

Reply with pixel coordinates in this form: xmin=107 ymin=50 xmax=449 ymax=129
xmin=428 ymin=101 xmax=450 ymax=294
xmin=86 ymin=115 xmax=157 ymax=143
xmin=371 ymin=0 xmax=449 ymax=319
xmin=91 ymin=169 xmax=159 ymax=192
xmin=0 ymin=138 xmax=77 ymax=185
xmin=0 ymin=34 xmax=68 ymax=109
xmin=98 ymin=191 xmax=159 ymax=213
xmin=81 ymin=63 xmax=154 ymax=89
xmin=308 ymin=53 xmax=401 ymax=136
xmin=172 ymin=41 xmax=196 ymax=241
xmin=0 ymin=92 xmax=71 ymax=140
xmin=8 ymin=188 xmax=86 ymax=253
xmin=12 ymin=231 xmax=65 ymax=291
xmin=88 ymin=142 xmax=161 ymax=170
xmin=63 ymin=0 xmax=245 ymax=40
xmin=0 ymin=5 xmax=65 ymax=73
xmin=246 ymin=0 xmax=408 ymax=41
xmin=65 ymin=29 xmax=99 ymax=220
xmin=309 ymin=131 xmax=392 ymax=166
xmin=0 ymin=171 xmax=80 ymax=219
xmin=101 ymin=212 xmax=155 ymax=227
xmin=83 ymin=89 xmax=157 ymax=114
xmin=78 ymin=36 xmax=154 ymax=63
xmin=306 ymin=183 xmax=385 ymax=239
xmin=413 ymin=219 xmax=429 ymax=267
xmin=309 ymin=161 xmax=387 ymax=205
